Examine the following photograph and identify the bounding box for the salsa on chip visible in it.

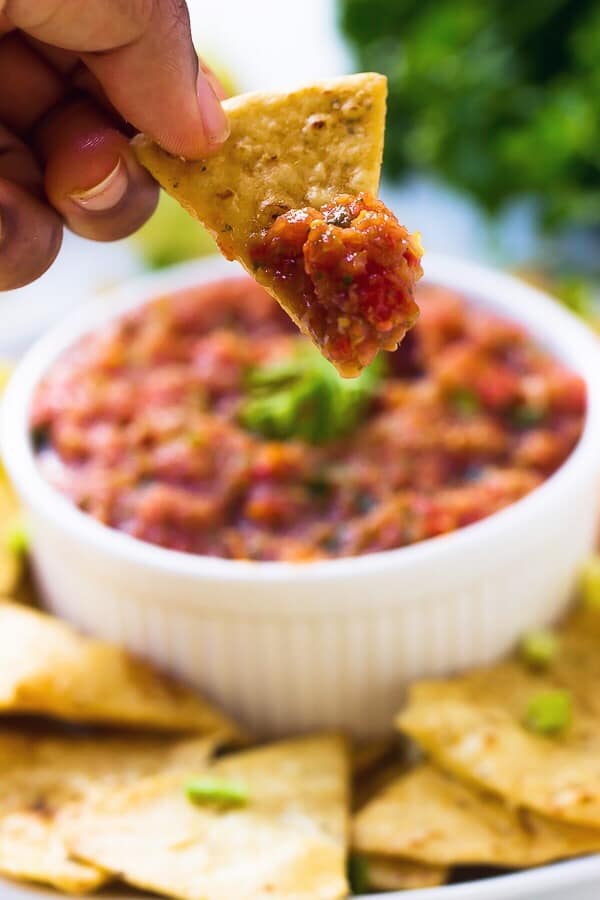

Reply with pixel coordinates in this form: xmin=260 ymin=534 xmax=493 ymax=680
xmin=134 ymin=74 xmax=423 ymax=376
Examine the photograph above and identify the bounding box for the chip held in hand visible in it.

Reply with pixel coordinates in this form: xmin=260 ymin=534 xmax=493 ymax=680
xmin=134 ymin=73 xmax=423 ymax=376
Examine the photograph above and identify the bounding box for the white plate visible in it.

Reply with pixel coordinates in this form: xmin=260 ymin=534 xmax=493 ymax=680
xmin=1 ymin=856 xmax=600 ymax=899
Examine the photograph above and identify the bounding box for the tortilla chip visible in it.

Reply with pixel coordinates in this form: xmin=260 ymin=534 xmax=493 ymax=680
xmin=552 ymin=606 xmax=600 ymax=713
xmin=0 ymin=472 xmax=23 ymax=597
xmin=354 ymin=763 xmax=406 ymax=816
xmin=0 ymin=364 xmax=22 ymax=596
xmin=351 ymin=740 xmax=402 ymax=813
xmin=8 ymin=572 xmax=38 ymax=609
xmin=398 ymin=606 xmax=600 ymax=828
xmin=353 ymin=763 xmax=600 ymax=867
xmin=134 ymin=74 xmax=387 ymax=355
xmin=0 ymin=729 xmax=216 ymax=893
xmin=134 ymin=73 xmax=385 ymax=253
xmin=363 ymin=854 xmax=447 ymax=891
xmin=351 ymin=738 xmax=397 ymax=779
xmin=68 ymin=734 xmax=349 ymax=900
xmin=0 ymin=600 xmax=238 ymax=736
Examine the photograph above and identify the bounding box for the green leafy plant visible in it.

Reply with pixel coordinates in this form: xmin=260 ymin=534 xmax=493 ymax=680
xmin=519 ymin=629 xmax=559 ymax=670
xmin=239 ymin=341 xmax=385 ymax=444
xmin=339 ymin=0 xmax=600 ymax=230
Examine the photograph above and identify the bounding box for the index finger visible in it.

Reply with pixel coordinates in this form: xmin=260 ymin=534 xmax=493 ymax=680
xmin=4 ymin=0 xmax=230 ymax=159
xmin=1 ymin=0 xmax=153 ymax=50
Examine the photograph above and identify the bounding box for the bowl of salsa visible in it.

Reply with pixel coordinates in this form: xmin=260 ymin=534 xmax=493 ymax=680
xmin=3 ymin=254 xmax=600 ymax=736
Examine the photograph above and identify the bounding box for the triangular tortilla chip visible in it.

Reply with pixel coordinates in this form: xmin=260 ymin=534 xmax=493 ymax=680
xmin=351 ymin=735 xmax=423 ymax=810
xmin=8 ymin=572 xmax=38 ymax=609
xmin=0 ymin=364 xmax=22 ymax=597
xmin=351 ymin=738 xmax=396 ymax=779
xmin=353 ymin=763 xmax=600 ymax=867
xmin=398 ymin=605 xmax=600 ymax=828
xmin=0 ymin=471 xmax=23 ymax=597
xmin=363 ymin=854 xmax=447 ymax=891
xmin=0 ymin=600 xmax=238 ymax=737
xmin=0 ymin=729 xmax=216 ymax=893
xmin=133 ymin=74 xmax=421 ymax=376
xmin=134 ymin=73 xmax=385 ymax=260
xmin=551 ymin=606 xmax=600 ymax=713
xmin=68 ymin=735 xmax=349 ymax=900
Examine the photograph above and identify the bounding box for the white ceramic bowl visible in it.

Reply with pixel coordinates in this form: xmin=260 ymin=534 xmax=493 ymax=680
xmin=3 ymin=254 xmax=600 ymax=738
xmin=1 ymin=853 xmax=600 ymax=900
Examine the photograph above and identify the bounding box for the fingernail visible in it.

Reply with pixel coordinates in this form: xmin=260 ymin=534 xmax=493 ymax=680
xmin=69 ymin=158 xmax=128 ymax=211
xmin=197 ymin=73 xmax=230 ymax=145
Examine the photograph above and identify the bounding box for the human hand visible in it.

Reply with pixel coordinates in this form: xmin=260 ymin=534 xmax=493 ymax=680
xmin=0 ymin=0 xmax=229 ymax=290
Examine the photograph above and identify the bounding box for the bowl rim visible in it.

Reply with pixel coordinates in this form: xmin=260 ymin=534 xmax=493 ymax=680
xmin=2 ymin=252 xmax=600 ymax=585
xmin=370 ymin=853 xmax=600 ymax=899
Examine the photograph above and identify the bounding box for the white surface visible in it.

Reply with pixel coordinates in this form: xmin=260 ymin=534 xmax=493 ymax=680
xmin=0 ymin=234 xmax=142 ymax=358
xmin=0 ymin=832 xmax=599 ymax=900
xmin=188 ymin=0 xmax=351 ymax=92
xmin=3 ymin=254 xmax=600 ymax=740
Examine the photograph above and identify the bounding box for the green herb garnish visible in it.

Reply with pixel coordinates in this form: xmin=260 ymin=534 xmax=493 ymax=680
xmin=239 ymin=342 xmax=385 ymax=444
xmin=580 ymin=556 xmax=600 ymax=610
xmin=511 ymin=404 xmax=547 ymax=429
xmin=347 ymin=853 xmax=370 ymax=895
xmin=519 ymin=629 xmax=559 ymax=670
xmin=184 ymin=776 xmax=249 ymax=809
xmin=524 ymin=690 xmax=572 ymax=736
xmin=4 ymin=519 xmax=28 ymax=555
xmin=450 ymin=387 xmax=480 ymax=417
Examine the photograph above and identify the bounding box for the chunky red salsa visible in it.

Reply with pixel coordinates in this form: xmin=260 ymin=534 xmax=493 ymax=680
xmin=31 ymin=278 xmax=585 ymax=562
xmin=249 ymin=193 xmax=423 ymax=376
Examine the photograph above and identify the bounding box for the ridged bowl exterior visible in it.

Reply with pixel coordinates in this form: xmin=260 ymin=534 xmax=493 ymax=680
xmin=3 ymin=254 xmax=600 ymax=737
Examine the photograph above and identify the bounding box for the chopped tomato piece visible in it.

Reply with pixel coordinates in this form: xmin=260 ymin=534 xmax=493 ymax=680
xmin=249 ymin=194 xmax=423 ymax=376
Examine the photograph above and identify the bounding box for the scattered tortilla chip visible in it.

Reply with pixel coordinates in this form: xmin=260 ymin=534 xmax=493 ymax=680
xmin=398 ymin=606 xmax=600 ymax=828
xmin=134 ymin=75 xmax=417 ymax=375
xmin=0 ymin=600 xmax=238 ymax=736
xmin=0 ymin=729 xmax=216 ymax=893
xmin=352 ymin=738 xmax=419 ymax=812
xmin=363 ymin=854 xmax=447 ymax=891
xmin=353 ymin=761 xmax=406 ymax=815
xmin=353 ymin=763 xmax=600 ymax=867
xmin=351 ymin=738 xmax=396 ymax=779
xmin=0 ymin=472 xmax=23 ymax=597
xmin=68 ymin=735 xmax=349 ymax=900
xmin=8 ymin=573 xmax=38 ymax=609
